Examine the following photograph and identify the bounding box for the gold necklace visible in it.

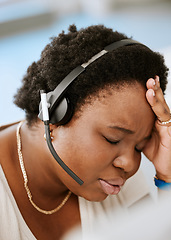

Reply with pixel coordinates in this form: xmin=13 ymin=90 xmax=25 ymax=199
xmin=16 ymin=121 xmax=71 ymax=215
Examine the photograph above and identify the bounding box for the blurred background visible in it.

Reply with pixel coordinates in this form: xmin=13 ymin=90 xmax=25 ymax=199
xmin=0 ymin=0 xmax=171 ymax=237
xmin=0 ymin=0 xmax=171 ymax=125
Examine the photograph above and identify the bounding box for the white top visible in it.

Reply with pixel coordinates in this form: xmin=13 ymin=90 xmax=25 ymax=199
xmin=0 ymin=164 xmax=153 ymax=240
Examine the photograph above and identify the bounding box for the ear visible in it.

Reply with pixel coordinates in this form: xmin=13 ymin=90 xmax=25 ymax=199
xmin=49 ymin=123 xmax=58 ymax=132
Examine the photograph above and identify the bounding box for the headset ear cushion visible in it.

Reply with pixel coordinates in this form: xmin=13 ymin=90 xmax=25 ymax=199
xmin=49 ymin=97 xmax=73 ymax=125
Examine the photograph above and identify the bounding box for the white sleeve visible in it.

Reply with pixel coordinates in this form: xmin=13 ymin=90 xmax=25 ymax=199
xmin=0 ymin=177 xmax=22 ymax=240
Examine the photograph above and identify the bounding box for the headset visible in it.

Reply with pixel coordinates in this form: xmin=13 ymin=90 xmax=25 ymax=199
xmin=38 ymin=38 xmax=147 ymax=185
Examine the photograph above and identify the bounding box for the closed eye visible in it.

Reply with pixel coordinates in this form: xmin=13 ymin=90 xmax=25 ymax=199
xmin=135 ymin=147 xmax=142 ymax=153
xmin=104 ymin=137 xmax=120 ymax=145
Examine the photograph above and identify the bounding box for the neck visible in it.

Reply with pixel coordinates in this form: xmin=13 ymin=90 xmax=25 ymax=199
xmin=19 ymin=121 xmax=68 ymax=201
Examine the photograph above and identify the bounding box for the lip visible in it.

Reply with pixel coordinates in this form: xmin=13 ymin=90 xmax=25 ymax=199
xmin=99 ymin=178 xmax=125 ymax=195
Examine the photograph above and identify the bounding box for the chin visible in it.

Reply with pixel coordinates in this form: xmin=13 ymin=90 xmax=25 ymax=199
xmin=82 ymin=192 xmax=108 ymax=202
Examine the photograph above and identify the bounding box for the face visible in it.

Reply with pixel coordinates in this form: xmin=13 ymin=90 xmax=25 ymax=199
xmin=53 ymin=82 xmax=155 ymax=201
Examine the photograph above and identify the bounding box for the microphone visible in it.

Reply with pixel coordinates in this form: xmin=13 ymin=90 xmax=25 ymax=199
xmin=40 ymin=90 xmax=84 ymax=185
xmin=39 ymin=39 xmax=146 ymax=186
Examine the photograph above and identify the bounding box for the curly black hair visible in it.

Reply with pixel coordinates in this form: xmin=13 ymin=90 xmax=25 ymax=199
xmin=14 ymin=24 xmax=169 ymax=125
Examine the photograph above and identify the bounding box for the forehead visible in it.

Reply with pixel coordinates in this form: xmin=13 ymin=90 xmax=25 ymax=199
xmin=74 ymin=82 xmax=155 ymax=136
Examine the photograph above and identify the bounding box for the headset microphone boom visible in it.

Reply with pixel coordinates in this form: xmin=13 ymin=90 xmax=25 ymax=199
xmin=38 ymin=39 xmax=148 ymax=185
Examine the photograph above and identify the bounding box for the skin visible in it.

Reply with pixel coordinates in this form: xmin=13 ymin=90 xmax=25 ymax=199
xmin=51 ymin=82 xmax=155 ymax=201
xmin=0 ymin=78 xmax=170 ymax=239
xmin=145 ymin=76 xmax=171 ymax=182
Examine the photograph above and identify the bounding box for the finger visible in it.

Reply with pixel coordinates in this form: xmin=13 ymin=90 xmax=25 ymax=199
xmin=146 ymin=76 xmax=164 ymax=103
xmin=146 ymin=76 xmax=170 ymax=121
xmin=146 ymin=88 xmax=170 ymax=123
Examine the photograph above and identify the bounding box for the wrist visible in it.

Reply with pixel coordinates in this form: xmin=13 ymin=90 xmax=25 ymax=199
xmin=155 ymin=172 xmax=171 ymax=183
xmin=154 ymin=175 xmax=171 ymax=190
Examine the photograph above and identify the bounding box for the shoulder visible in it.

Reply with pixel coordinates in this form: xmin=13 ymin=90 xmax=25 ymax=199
xmin=0 ymin=121 xmax=20 ymax=141
xmin=0 ymin=121 xmax=20 ymax=164
xmin=0 ymin=121 xmax=20 ymax=137
xmin=0 ymin=121 xmax=20 ymax=131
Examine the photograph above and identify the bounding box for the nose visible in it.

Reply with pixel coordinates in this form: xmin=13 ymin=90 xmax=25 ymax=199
xmin=113 ymin=149 xmax=141 ymax=175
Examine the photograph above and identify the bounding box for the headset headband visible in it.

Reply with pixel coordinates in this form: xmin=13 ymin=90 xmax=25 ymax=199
xmin=38 ymin=38 xmax=148 ymax=185
xmin=38 ymin=39 xmax=145 ymax=121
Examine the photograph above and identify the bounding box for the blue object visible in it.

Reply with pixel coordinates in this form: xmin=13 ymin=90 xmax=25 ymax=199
xmin=154 ymin=176 xmax=171 ymax=190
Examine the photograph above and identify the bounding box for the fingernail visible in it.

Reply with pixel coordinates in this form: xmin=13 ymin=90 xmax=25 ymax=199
xmin=156 ymin=76 xmax=160 ymax=82
xmin=152 ymin=89 xmax=155 ymax=97
xmin=153 ymin=79 xmax=156 ymax=86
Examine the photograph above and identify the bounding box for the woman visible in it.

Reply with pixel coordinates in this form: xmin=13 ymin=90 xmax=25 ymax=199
xmin=0 ymin=24 xmax=170 ymax=240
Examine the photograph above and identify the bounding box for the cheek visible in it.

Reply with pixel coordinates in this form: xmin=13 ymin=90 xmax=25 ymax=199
xmin=127 ymin=152 xmax=142 ymax=179
xmin=69 ymin=142 xmax=111 ymax=180
xmin=134 ymin=153 xmax=141 ymax=171
xmin=55 ymin=131 xmax=114 ymax=182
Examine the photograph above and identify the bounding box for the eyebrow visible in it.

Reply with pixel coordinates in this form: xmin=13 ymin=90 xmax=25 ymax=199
xmin=108 ymin=125 xmax=152 ymax=140
xmin=108 ymin=126 xmax=135 ymax=134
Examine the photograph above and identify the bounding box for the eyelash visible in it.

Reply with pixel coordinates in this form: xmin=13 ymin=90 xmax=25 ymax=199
xmin=105 ymin=137 xmax=120 ymax=145
xmin=135 ymin=148 xmax=142 ymax=153
xmin=105 ymin=137 xmax=143 ymax=152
